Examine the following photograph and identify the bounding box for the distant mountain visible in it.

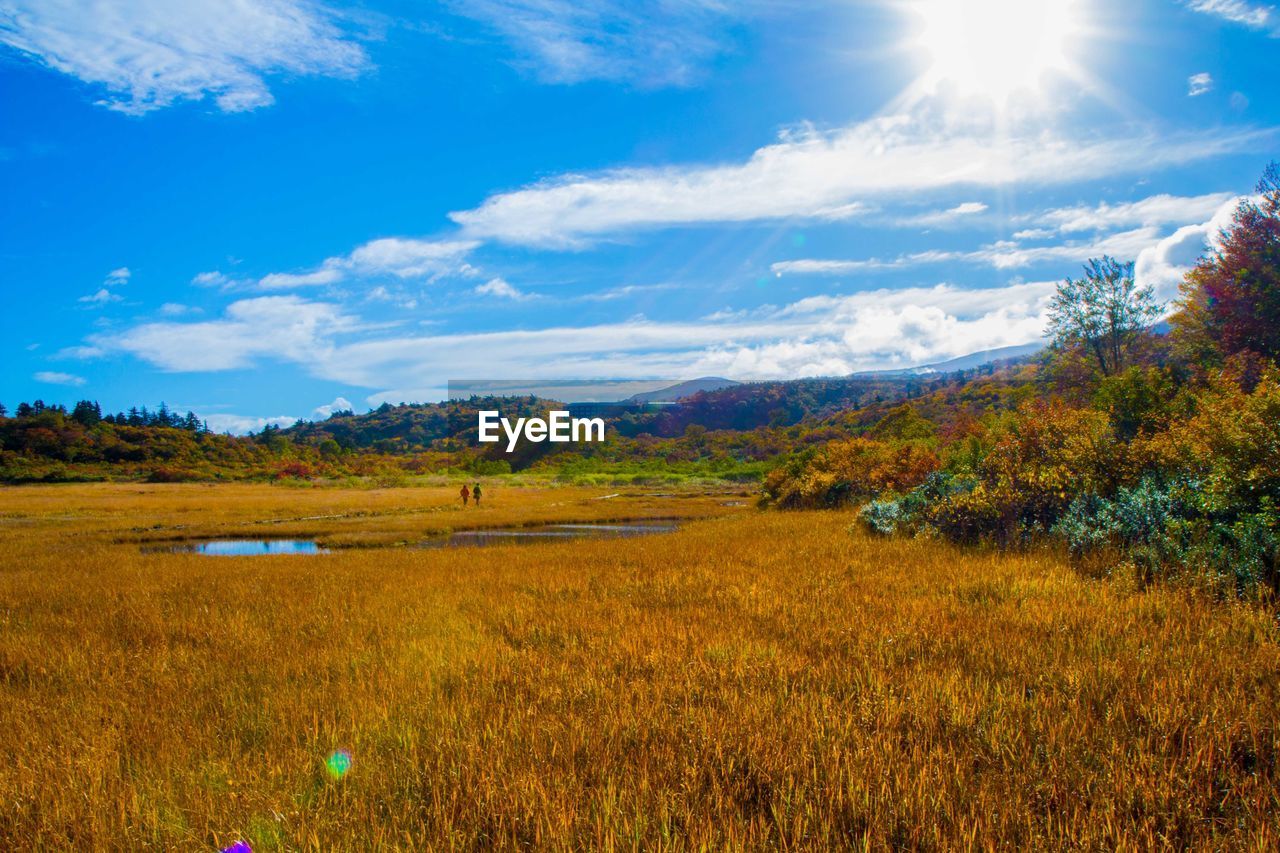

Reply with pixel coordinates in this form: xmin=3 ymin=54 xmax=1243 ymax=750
xmin=853 ymin=342 xmax=1045 ymax=378
xmin=278 ymin=359 xmax=1034 ymax=452
xmin=626 ymin=377 xmax=740 ymax=403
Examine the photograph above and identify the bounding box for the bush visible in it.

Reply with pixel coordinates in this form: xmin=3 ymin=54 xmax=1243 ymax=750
xmin=1053 ymin=476 xmax=1278 ymax=597
xmin=275 ymin=461 xmax=315 ymax=480
xmin=859 ymin=499 xmax=903 ymax=536
xmin=468 ymin=458 xmax=512 ymax=476
xmin=888 ymin=400 xmax=1123 ymax=544
xmin=764 ymin=438 xmax=940 ymax=509
xmin=146 ymin=466 xmax=202 ymax=483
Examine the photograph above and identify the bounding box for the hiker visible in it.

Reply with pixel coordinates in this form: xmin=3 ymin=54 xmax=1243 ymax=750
xmin=459 ymin=483 xmax=470 ymax=507
xmin=472 ymin=482 xmax=483 ymax=508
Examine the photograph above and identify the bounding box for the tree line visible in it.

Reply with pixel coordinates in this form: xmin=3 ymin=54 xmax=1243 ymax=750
xmin=0 ymin=399 xmax=209 ymax=432
xmin=766 ymin=161 xmax=1280 ymax=598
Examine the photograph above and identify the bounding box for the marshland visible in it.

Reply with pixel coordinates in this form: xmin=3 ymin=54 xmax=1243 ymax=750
xmin=1 ymin=483 xmax=1276 ymax=849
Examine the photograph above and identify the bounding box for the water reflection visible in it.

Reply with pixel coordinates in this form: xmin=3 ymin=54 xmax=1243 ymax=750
xmin=170 ymin=539 xmax=326 ymax=556
xmin=423 ymin=521 xmax=678 ymax=549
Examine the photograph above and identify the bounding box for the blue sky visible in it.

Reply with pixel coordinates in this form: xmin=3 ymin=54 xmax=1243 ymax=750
xmin=1 ymin=0 xmax=1276 ymax=432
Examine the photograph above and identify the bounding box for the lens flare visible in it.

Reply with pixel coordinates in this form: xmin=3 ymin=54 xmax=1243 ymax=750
xmin=326 ymin=749 xmax=352 ymax=780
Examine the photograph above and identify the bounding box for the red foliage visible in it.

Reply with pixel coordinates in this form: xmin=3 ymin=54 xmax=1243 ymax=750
xmin=1177 ymin=164 xmax=1280 ymax=362
xmin=275 ymin=461 xmax=316 ymax=480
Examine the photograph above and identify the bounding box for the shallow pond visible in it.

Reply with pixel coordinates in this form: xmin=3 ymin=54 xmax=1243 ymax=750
xmin=152 ymin=520 xmax=680 ymax=555
xmin=169 ymin=539 xmax=327 ymax=556
xmin=422 ymin=520 xmax=679 ymax=549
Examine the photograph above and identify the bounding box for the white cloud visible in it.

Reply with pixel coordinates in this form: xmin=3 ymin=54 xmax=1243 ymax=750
xmin=84 ymin=281 xmax=1054 ymax=391
xmin=259 ymin=268 xmax=344 ymax=290
xmin=893 ymin=201 xmax=989 ymax=228
xmin=772 ymin=258 xmax=904 ymax=276
xmin=763 ymin=192 xmax=1249 ymax=280
xmin=975 ymin=228 xmax=1165 ymax=269
xmin=576 ymin=282 xmax=679 ymax=302
xmin=773 ymin=227 xmax=1167 ymax=276
xmin=450 ymin=115 xmax=1268 ymax=246
xmin=0 ymin=0 xmax=370 ymax=114
xmin=1186 ymin=0 xmax=1276 ymax=31
xmin=158 ymin=302 xmax=199 ymax=316
xmin=364 ymin=285 xmax=419 ymax=309
xmin=34 ymin=370 xmax=86 ymax=386
xmin=813 ymin=202 xmax=877 ymax=221
xmin=93 ymin=295 xmax=360 ymax=371
xmin=204 ymin=413 xmax=298 ymax=435
xmin=1013 ymin=228 xmax=1056 ymax=240
xmin=474 ymin=277 xmax=528 ymax=300
xmin=449 ymin=0 xmax=742 ymax=88
xmin=1034 ymin=192 xmax=1236 ymax=233
xmin=258 ymin=237 xmax=479 ymax=289
xmin=1188 ymin=72 xmax=1214 ymax=96
xmin=1135 ymin=194 xmax=1246 ymax=301
xmin=347 ymin=238 xmax=478 ymax=279
xmin=312 ymin=396 xmax=353 ymax=419
xmin=79 ymin=288 xmax=123 ymax=305
xmin=191 ymin=270 xmax=242 ymax=289
xmin=79 ymin=265 xmax=134 ymax=304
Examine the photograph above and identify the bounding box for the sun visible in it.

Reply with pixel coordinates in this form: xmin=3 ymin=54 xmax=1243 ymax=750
xmin=911 ymin=0 xmax=1081 ymax=104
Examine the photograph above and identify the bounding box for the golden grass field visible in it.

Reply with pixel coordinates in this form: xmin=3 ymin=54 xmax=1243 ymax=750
xmin=1 ymin=483 xmax=1278 ymax=849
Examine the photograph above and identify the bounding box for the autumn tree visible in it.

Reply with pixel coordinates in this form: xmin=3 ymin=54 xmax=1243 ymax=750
xmin=1047 ymin=256 xmax=1162 ymax=376
xmin=1172 ymin=162 xmax=1280 ymax=364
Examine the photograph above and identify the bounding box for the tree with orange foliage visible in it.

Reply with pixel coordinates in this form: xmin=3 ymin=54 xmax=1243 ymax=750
xmin=1173 ymin=162 xmax=1280 ymax=365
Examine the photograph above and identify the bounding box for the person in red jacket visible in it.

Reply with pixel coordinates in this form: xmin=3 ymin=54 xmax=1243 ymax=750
xmin=459 ymin=483 xmax=470 ymax=507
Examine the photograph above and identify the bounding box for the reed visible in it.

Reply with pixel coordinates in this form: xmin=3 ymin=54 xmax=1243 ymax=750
xmin=0 ymin=484 xmax=1276 ymax=848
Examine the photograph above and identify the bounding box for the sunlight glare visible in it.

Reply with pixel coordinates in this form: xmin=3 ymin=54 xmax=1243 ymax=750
xmin=913 ymin=0 xmax=1080 ymax=103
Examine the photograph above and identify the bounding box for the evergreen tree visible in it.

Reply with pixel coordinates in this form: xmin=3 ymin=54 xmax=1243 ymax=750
xmin=71 ymin=400 xmax=101 ymax=426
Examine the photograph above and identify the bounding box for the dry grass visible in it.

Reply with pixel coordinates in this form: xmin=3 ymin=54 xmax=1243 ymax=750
xmin=0 ymin=483 xmax=1277 ymax=849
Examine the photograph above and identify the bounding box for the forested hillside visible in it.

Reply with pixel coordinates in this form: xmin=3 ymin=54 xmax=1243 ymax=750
xmin=764 ymin=164 xmax=1280 ymax=598
xmin=5 ymin=162 xmax=1278 ymax=599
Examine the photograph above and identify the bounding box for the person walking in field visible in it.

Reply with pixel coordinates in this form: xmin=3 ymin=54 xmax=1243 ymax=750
xmin=472 ymin=483 xmax=482 ymax=508
xmin=459 ymin=483 xmax=470 ymax=507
